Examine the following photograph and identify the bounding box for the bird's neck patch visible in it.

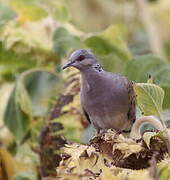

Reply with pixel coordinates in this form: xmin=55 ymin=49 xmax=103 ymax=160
xmin=93 ymin=64 xmax=103 ymax=72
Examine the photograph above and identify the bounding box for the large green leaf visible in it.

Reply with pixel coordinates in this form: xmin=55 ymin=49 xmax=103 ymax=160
xmin=4 ymin=87 xmax=30 ymax=142
xmin=23 ymin=69 xmax=62 ymax=116
xmin=84 ymin=36 xmax=129 ymax=72
xmin=84 ymin=25 xmax=131 ymax=58
xmin=124 ymin=55 xmax=166 ymax=82
xmin=4 ymin=69 xmax=61 ymax=142
xmin=53 ymin=27 xmax=82 ymax=57
xmin=124 ymin=55 xmax=170 ymax=109
xmin=0 ymin=42 xmax=36 ymax=81
xmin=134 ymin=83 xmax=164 ymax=117
xmin=154 ymin=66 xmax=170 ymax=109
xmin=84 ymin=36 xmax=113 ymax=55
xmin=84 ymin=25 xmax=131 ymax=72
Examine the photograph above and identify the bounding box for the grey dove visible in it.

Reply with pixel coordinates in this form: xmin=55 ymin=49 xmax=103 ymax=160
xmin=62 ymin=49 xmax=136 ymax=133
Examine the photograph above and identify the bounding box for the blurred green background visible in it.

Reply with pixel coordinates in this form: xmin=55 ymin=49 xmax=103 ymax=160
xmin=1 ymin=0 xmax=170 ymax=179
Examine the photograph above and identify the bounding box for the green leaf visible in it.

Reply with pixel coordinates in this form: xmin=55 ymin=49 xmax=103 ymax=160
xmin=153 ymin=66 xmax=170 ymax=109
xmin=84 ymin=36 xmax=129 ymax=72
xmin=23 ymin=69 xmax=61 ymax=117
xmin=99 ymin=53 xmax=127 ymax=73
xmin=124 ymin=55 xmax=170 ymax=109
xmin=101 ymin=25 xmax=131 ymax=59
xmin=0 ymin=42 xmax=36 ymax=81
xmin=84 ymin=36 xmax=130 ymax=61
xmin=84 ymin=25 xmax=130 ymax=59
xmin=84 ymin=36 xmax=113 ymax=55
xmin=53 ymin=27 xmax=82 ymax=57
xmin=124 ymin=55 xmax=165 ymax=82
xmin=84 ymin=25 xmax=131 ymax=73
xmin=134 ymin=83 xmax=164 ymax=117
xmin=16 ymin=81 xmax=32 ymax=116
xmin=4 ymin=88 xmax=30 ymax=142
xmin=163 ymin=87 xmax=170 ymax=109
xmin=4 ymin=69 xmax=61 ymax=142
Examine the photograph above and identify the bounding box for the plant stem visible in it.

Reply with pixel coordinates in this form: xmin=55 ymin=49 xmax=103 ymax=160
xmin=130 ymin=115 xmax=164 ymax=139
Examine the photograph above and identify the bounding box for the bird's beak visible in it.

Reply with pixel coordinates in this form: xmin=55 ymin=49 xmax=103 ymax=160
xmin=62 ymin=61 xmax=74 ymax=70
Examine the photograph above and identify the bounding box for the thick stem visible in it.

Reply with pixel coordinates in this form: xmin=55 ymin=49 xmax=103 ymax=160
xmin=130 ymin=115 xmax=164 ymax=139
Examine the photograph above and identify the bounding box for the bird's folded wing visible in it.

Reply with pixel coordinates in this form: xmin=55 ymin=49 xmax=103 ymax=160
xmin=82 ymin=107 xmax=91 ymax=124
xmin=127 ymin=80 xmax=136 ymax=124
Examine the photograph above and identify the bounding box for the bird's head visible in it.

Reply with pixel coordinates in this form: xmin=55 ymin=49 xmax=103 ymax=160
xmin=62 ymin=49 xmax=97 ymax=71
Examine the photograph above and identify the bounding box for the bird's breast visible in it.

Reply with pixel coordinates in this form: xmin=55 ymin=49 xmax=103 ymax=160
xmin=81 ymin=84 xmax=128 ymax=111
xmin=80 ymin=72 xmax=129 ymax=110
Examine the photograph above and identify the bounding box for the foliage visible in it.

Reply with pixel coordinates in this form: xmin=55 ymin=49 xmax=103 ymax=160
xmin=0 ymin=42 xmax=36 ymax=81
xmin=53 ymin=27 xmax=82 ymax=58
xmin=134 ymin=83 xmax=164 ymax=117
xmin=0 ymin=20 xmax=58 ymax=64
xmin=0 ymin=0 xmax=170 ymax=179
xmin=4 ymin=69 xmax=61 ymax=142
xmin=124 ymin=55 xmax=170 ymax=109
xmin=84 ymin=25 xmax=131 ymax=72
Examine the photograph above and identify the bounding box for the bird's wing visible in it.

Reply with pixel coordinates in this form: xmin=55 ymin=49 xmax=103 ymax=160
xmin=82 ymin=107 xmax=91 ymax=124
xmin=110 ymin=73 xmax=136 ymax=125
xmin=126 ymin=80 xmax=136 ymax=124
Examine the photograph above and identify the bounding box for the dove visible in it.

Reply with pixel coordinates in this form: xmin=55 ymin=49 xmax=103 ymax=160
xmin=63 ymin=49 xmax=136 ymax=133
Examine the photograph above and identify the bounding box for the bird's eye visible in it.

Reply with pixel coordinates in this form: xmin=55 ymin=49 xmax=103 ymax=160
xmin=77 ymin=55 xmax=85 ymax=61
